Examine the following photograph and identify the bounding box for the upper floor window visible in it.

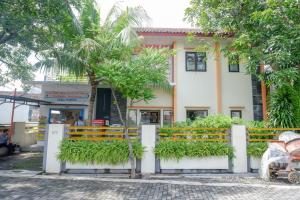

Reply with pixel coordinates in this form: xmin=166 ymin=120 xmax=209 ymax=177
xmin=228 ymin=55 xmax=239 ymax=72
xmin=186 ymin=52 xmax=206 ymax=72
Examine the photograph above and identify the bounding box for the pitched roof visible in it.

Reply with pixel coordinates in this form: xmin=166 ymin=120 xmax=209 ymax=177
xmin=135 ymin=27 xmax=233 ymax=37
xmin=135 ymin=27 xmax=205 ymax=34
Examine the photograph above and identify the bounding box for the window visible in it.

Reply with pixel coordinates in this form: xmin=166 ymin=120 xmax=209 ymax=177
xmin=187 ymin=110 xmax=208 ymax=121
xmin=231 ymin=110 xmax=242 ymax=119
xmin=229 ymin=55 xmax=240 ymax=72
xmin=128 ymin=109 xmax=137 ymax=126
xmin=163 ymin=110 xmax=173 ymax=126
xmin=186 ymin=52 xmax=206 ymax=71
xmin=49 ymin=109 xmax=82 ymax=124
xmin=28 ymin=106 xmax=39 ymax=122
xmin=140 ymin=110 xmax=160 ymax=125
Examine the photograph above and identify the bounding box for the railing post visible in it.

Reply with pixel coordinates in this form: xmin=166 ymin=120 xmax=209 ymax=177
xmin=44 ymin=124 xmax=65 ymax=173
xmin=231 ymin=125 xmax=248 ymax=173
xmin=141 ymin=125 xmax=156 ymax=175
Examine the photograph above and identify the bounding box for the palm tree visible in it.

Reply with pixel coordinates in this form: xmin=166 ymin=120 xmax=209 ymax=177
xmin=36 ymin=0 xmax=149 ymax=124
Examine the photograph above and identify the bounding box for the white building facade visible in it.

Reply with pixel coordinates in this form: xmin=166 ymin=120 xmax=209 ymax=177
xmin=34 ymin=28 xmax=263 ymax=127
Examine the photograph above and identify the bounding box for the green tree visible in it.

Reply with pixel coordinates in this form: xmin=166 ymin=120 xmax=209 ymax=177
xmin=37 ymin=0 xmax=150 ymax=124
xmin=185 ymin=0 xmax=300 ymax=127
xmin=95 ymin=47 xmax=171 ymax=178
xmin=0 ymin=0 xmax=81 ymax=86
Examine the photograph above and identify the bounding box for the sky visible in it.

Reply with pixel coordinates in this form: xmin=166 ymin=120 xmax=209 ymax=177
xmin=97 ymin=0 xmax=192 ymax=28
xmin=1 ymin=0 xmax=192 ymax=91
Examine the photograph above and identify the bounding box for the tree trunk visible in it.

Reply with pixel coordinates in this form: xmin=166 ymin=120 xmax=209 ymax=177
xmin=111 ymin=88 xmax=136 ymax=178
xmin=87 ymin=74 xmax=98 ymax=125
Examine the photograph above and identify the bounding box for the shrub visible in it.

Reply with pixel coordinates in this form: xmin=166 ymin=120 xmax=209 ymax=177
xmin=269 ymin=86 xmax=298 ymax=128
xmin=246 ymin=120 xmax=267 ymax=128
xmin=246 ymin=120 xmax=274 ymax=140
xmin=58 ymin=140 xmax=144 ymax=165
xmin=247 ymin=142 xmax=268 ymax=158
xmin=191 ymin=115 xmax=243 ymax=128
xmin=154 ymin=141 xmax=234 ymax=160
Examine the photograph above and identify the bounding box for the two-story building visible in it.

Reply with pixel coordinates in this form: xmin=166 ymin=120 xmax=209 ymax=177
xmin=31 ymin=27 xmax=264 ymax=126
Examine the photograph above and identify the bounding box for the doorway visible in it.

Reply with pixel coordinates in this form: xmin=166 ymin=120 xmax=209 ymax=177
xmin=95 ymin=88 xmax=111 ymax=121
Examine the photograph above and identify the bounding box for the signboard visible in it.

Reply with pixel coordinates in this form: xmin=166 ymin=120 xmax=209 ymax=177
xmin=92 ymin=119 xmax=109 ymax=126
xmin=45 ymin=91 xmax=89 ymax=102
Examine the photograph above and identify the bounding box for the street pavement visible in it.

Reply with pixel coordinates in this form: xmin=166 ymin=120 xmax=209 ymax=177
xmin=0 ymin=172 xmax=299 ymax=200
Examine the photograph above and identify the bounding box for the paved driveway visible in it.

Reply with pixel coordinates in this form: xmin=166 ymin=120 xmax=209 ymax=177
xmin=0 ymin=174 xmax=299 ymax=200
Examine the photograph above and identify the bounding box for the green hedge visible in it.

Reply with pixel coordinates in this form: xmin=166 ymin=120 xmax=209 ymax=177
xmin=247 ymin=142 xmax=268 ymax=158
xmin=191 ymin=115 xmax=243 ymax=128
xmin=58 ymin=140 xmax=144 ymax=165
xmin=154 ymin=141 xmax=234 ymax=160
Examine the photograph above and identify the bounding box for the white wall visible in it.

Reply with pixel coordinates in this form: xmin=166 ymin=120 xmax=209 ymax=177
xmin=0 ymin=103 xmax=30 ymax=124
xmin=175 ymin=40 xmax=217 ymax=121
xmin=221 ymin=46 xmax=254 ymax=121
xmin=130 ymin=88 xmax=172 ymax=107
xmin=40 ymin=83 xmax=90 ymax=121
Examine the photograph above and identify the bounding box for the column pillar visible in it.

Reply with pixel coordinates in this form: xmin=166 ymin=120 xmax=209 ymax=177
xmin=141 ymin=125 xmax=156 ymax=174
xmin=231 ymin=125 xmax=248 ymax=173
xmin=44 ymin=124 xmax=65 ymax=173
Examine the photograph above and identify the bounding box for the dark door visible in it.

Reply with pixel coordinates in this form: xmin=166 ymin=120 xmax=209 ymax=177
xmin=96 ymin=88 xmax=111 ymax=120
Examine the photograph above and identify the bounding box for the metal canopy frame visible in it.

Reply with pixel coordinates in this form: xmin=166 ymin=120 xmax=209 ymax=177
xmin=0 ymin=94 xmax=50 ymax=107
xmin=0 ymin=95 xmax=88 ymax=107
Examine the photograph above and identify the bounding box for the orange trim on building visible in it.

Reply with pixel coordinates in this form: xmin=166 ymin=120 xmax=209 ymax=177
xmin=172 ymin=42 xmax=177 ymax=122
xmin=215 ymin=42 xmax=222 ymax=114
xmin=127 ymin=106 xmax=172 ymax=109
xmin=260 ymin=64 xmax=268 ymax=121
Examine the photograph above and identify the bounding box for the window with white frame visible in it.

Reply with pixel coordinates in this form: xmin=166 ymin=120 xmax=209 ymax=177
xmin=186 ymin=52 xmax=207 ymax=71
xmin=186 ymin=110 xmax=208 ymax=121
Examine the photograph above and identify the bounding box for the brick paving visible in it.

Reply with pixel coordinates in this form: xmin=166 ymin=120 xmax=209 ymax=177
xmin=0 ymin=175 xmax=299 ymax=200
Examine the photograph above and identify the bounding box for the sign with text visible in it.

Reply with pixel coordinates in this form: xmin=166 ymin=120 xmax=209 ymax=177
xmin=45 ymin=91 xmax=89 ymax=102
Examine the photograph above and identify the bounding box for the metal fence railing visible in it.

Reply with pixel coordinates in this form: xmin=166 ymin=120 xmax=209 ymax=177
xmin=247 ymin=128 xmax=300 ymax=143
xmin=66 ymin=126 xmax=139 ymax=141
xmin=158 ymin=127 xmax=230 ymax=142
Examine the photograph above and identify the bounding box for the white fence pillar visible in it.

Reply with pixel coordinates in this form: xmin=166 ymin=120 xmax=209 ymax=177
xmin=231 ymin=125 xmax=248 ymax=173
xmin=44 ymin=124 xmax=65 ymax=173
xmin=141 ymin=125 xmax=156 ymax=174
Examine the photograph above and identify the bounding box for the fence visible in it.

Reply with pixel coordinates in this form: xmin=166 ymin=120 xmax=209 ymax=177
xmin=159 ymin=127 xmax=230 ymax=142
xmin=247 ymin=127 xmax=300 ymax=171
xmin=12 ymin=122 xmax=39 ymax=147
xmin=65 ymin=126 xmax=139 ymax=141
xmin=45 ymin=124 xmax=249 ymax=174
xmin=156 ymin=127 xmax=232 ymax=173
xmin=247 ymin=128 xmax=300 ymax=142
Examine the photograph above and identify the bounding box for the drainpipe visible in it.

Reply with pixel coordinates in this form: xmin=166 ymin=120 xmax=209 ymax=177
xmin=260 ymin=64 xmax=268 ymax=121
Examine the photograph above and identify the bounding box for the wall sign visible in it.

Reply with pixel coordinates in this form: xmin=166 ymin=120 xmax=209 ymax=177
xmin=45 ymin=91 xmax=89 ymax=102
